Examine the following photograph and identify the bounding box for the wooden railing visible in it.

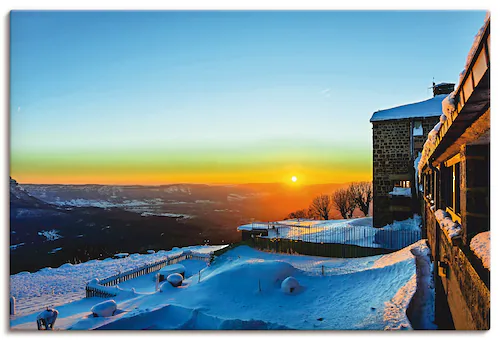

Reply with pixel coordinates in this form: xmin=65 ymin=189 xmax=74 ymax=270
xmin=85 ymin=251 xmax=212 ymax=298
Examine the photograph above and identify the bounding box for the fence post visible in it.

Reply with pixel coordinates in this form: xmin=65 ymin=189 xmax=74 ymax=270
xmin=10 ymin=296 xmax=16 ymax=315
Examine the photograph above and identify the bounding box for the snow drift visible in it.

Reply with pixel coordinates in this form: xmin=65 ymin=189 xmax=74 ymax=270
xmin=11 ymin=242 xmax=434 ymax=330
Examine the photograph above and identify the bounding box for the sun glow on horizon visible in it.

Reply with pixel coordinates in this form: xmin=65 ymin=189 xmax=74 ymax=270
xmin=291 ymin=176 xmax=297 ymax=183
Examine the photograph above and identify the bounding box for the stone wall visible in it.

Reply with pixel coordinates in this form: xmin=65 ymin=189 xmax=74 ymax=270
xmin=372 ymin=116 xmax=439 ymax=227
xmin=426 ymin=210 xmax=490 ymax=330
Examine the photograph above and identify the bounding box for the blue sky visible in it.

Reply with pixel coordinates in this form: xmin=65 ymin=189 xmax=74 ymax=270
xmin=10 ymin=10 xmax=487 ymax=184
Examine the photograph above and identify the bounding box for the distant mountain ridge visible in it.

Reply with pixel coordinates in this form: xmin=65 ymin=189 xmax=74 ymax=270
xmin=10 ymin=177 xmax=52 ymax=209
xmin=9 ymin=177 xmax=234 ymax=274
xmin=20 ymin=181 xmax=350 ymax=221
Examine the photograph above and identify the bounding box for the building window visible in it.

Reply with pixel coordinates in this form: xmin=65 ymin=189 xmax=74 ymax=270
xmin=394 ymin=180 xmax=411 ymax=188
xmin=443 ymin=154 xmax=461 ymax=221
xmin=413 ymin=120 xmax=423 ymax=136
xmin=424 ymin=172 xmax=434 ymax=204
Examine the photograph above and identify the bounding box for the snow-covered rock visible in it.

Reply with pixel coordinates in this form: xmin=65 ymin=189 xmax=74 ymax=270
xmin=470 ymin=231 xmax=490 ymax=270
xmin=159 ymin=264 xmax=186 ymax=281
xmin=281 ymin=276 xmax=300 ymax=294
xmin=166 ymin=273 xmax=183 ymax=287
xmin=36 ymin=308 xmax=58 ymax=329
xmin=91 ymin=300 xmax=117 ymax=317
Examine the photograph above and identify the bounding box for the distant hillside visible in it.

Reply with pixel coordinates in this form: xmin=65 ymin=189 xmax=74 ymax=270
xmin=21 ymin=182 xmax=352 ymax=222
xmin=9 ymin=178 xmax=239 ymax=274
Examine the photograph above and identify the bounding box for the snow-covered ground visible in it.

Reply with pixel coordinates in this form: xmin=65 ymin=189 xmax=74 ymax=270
xmin=140 ymin=212 xmax=193 ymax=219
xmin=470 ymin=231 xmax=490 ymax=270
xmin=52 ymin=198 xmax=162 ymax=209
xmin=10 ymin=241 xmax=435 ymax=330
xmin=238 ymin=215 xmax=422 ymax=250
xmin=10 ymin=243 xmax=25 ymax=251
xmin=10 ymin=245 xmax=226 ymax=317
xmin=389 ymin=187 xmax=412 ymax=197
xmin=37 ymin=230 xmax=63 ymax=241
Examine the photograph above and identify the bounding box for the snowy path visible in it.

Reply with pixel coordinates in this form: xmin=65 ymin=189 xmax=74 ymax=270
xmin=11 ymin=241 xmax=434 ymax=330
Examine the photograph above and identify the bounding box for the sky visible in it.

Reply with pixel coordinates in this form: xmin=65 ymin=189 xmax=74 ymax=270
xmin=10 ymin=10 xmax=487 ymax=185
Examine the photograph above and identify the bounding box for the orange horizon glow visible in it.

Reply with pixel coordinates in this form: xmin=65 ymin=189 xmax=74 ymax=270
xmin=10 ymin=144 xmax=372 ymax=186
xmin=10 ymin=167 xmax=371 ymax=186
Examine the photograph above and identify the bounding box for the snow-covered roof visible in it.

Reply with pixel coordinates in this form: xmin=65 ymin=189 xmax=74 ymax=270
xmin=370 ymin=94 xmax=447 ymax=122
xmin=434 ymin=82 xmax=454 ymax=87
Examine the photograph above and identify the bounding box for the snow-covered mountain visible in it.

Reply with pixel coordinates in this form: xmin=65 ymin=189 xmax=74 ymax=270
xmin=10 ymin=177 xmax=53 ymax=209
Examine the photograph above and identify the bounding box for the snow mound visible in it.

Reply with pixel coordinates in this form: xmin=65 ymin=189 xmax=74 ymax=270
xmin=281 ymin=277 xmax=300 ymax=294
xmin=92 ymin=303 xmax=291 ymax=330
xmin=202 ymin=259 xmax=297 ymax=293
xmin=91 ymin=300 xmax=117 ymax=317
xmin=470 ymin=231 xmax=490 ymax=270
xmin=167 ymin=273 xmax=183 ymax=287
xmin=159 ymin=281 xmax=174 ymax=292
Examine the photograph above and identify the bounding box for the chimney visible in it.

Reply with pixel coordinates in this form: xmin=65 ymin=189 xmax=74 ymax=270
xmin=433 ymin=82 xmax=455 ymax=97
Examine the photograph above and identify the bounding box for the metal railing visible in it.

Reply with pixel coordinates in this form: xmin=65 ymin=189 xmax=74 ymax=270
xmin=248 ymin=222 xmax=422 ymax=258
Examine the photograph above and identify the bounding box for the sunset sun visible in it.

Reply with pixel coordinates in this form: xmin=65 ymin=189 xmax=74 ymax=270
xmin=291 ymin=176 xmax=297 ymax=183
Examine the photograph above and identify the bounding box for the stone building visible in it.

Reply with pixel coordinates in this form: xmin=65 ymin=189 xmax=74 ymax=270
xmin=418 ymin=15 xmax=490 ymax=330
xmin=370 ymin=84 xmax=454 ymax=227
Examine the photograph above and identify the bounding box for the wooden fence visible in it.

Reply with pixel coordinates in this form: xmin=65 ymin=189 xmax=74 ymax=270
xmin=85 ymin=252 xmax=212 ymax=298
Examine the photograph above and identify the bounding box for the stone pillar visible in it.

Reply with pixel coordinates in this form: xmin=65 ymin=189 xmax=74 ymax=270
xmin=460 ymin=144 xmax=490 ymax=245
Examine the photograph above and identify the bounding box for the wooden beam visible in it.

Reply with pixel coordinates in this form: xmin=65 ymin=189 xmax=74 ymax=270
xmin=433 ymin=109 xmax=490 ymax=165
